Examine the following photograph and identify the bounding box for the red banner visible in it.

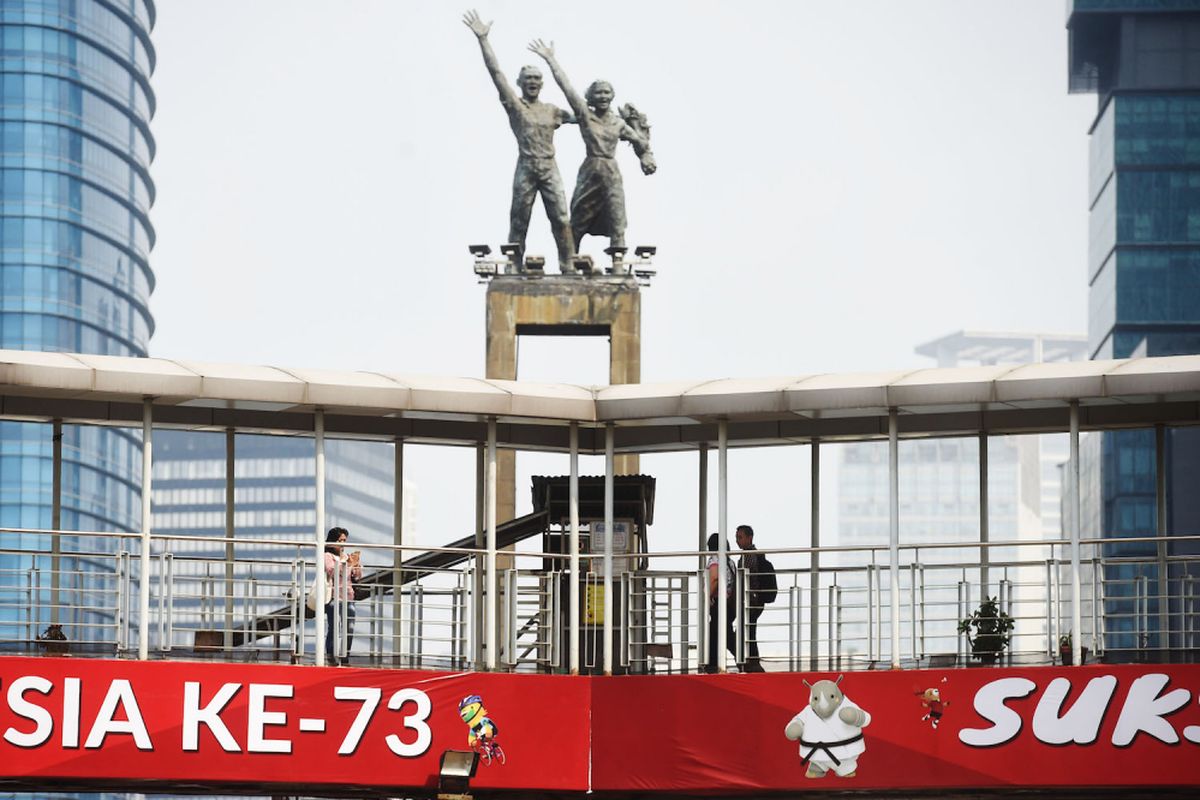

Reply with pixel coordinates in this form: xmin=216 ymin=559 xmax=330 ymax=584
xmin=0 ymin=658 xmax=589 ymax=793
xmin=590 ymin=664 xmax=1200 ymax=792
xmin=1 ymin=658 xmax=1198 ymax=793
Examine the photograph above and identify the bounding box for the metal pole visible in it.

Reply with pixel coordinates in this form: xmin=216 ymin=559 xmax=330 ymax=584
xmin=486 ymin=418 xmax=498 ymax=670
xmin=603 ymin=423 xmax=615 ymax=675
xmin=1069 ymin=401 xmax=1082 ymax=666
xmin=138 ymin=400 xmax=153 ymax=661
xmin=50 ymin=420 xmax=62 ymax=625
xmin=717 ymin=420 xmax=729 ymax=673
xmin=314 ymin=409 xmax=327 ymax=667
xmin=224 ymin=429 xmax=235 ymax=651
xmin=888 ymin=408 xmax=901 ymax=669
xmin=810 ymin=440 xmax=820 ymax=670
xmin=474 ymin=444 xmax=484 ymax=668
xmin=979 ymin=432 xmax=989 ymax=598
xmin=569 ymin=422 xmax=580 ymax=674
xmin=393 ymin=437 xmax=405 ymax=662
xmin=1155 ymin=424 xmax=1168 ymax=650
xmin=698 ymin=444 xmax=708 ymax=571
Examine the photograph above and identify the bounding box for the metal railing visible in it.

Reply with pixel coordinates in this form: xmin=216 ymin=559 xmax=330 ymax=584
xmin=1 ymin=526 xmax=1197 ymax=673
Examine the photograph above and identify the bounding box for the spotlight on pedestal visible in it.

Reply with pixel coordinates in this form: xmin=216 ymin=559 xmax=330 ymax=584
xmin=632 ymin=244 xmax=657 ymax=284
xmin=499 ymin=242 xmax=521 ymax=273
xmin=604 ymin=245 xmax=628 ymax=274
xmin=437 ymin=749 xmax=479 ymax=799
xmin=468 ymin=244 xmax=492 ymax=258
xmin=572 ymin=254 xmax=595 ymax=276
xmin=524 ymin=255 xmax=546 ymax=275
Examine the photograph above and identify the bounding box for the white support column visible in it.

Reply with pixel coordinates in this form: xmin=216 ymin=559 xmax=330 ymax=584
xmin=810 ymin=440 xmax=820 ymax=670
xmin=138 ymin=399 xmax=153 ymax=660
xmin=888 ymin=408 xmax=901 ymax=669
xmin=1069 ymin=401 xmax=1082 ymax=666
xmin=473 ymin=444 xmax=485 ymax=668
xmin=569 ymin=422 xmax=580 ymax=675
xmin=1155 ymin=424 xmax=1168 ymax=650
xmin=979 ymin=432 xmax=990 ymax=598
xmin=717 ymin=420 xmax=729 ymax=673
xmin=50 ymin=419 xmax=62 ymax=625
xmin=393 ymin=437 xmax=405 ymax=663
xmin=603 ymin=424 xmax=615 ymax=675
xmin=224 ymin=429 xmax=235 ymax=651
xmin=314 ymin=409 xmax=327 ymax=667
xmin=486 ymin=418 xmax=498 ymax=670
xmin=698 ymin=444 xmax=708 ymax=571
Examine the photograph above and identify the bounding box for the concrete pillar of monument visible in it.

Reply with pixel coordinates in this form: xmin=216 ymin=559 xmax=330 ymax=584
xmin=486 ymin=276 xmax=643 ymax=523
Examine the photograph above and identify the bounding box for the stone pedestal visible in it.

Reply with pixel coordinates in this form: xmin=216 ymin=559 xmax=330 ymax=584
xmin=486 ymin=276 xmax=642 ymax=523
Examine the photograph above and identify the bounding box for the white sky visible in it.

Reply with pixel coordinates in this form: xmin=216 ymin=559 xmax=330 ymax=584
xmin=146 ymin=1 xmax=1099 ymax=553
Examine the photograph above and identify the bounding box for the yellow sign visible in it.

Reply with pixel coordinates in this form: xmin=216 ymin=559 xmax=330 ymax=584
xmin=585 ymin=584 xmax=605 ymax=625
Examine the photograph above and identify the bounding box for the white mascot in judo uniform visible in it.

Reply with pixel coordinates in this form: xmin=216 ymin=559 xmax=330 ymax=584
xmin=784 ymin=675 xmax=870 ymax=778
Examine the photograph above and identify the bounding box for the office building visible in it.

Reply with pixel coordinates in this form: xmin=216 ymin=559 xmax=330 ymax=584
xmin=1067 ymin=0 xmax=1200 ymax=649
xmin=0 ymin=0 xmax=156 ymax=646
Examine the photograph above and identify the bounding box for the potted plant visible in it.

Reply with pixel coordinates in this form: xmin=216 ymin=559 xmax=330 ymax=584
xmin=1058 ymin=632 xmax=1089 ymax=666
xmin=957 ymin=596 xmax=1014 ymax=665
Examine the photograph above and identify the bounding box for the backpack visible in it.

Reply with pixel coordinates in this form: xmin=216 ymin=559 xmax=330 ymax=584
xmin=750 ymin=554 xmax=778 ymax=605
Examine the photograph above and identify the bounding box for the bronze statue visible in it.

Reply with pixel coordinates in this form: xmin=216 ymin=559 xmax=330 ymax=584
xmin=528 ymin=39 xmax=656 ymax=257
xmin=464 ymin=11 xmax=576 ymax=271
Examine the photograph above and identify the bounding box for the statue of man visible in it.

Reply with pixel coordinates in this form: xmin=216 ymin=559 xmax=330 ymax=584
xmin=464 ymin=10 xmax=576 ymax=271
xmin=529 ymin=39 xmax=655 ymax=257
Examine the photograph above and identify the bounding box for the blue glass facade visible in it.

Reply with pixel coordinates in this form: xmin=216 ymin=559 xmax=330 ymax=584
xmin=1071 ymin=2 xmax=1200 ymax=651
xmin=0 ymin=0 xmax=154 ymax=649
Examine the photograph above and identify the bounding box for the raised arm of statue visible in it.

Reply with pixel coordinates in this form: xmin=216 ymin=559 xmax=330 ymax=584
xmin=463 ymin=10 xmax=519 ymax=108
xmin=528 ymin=39 xmax=588 ymax=121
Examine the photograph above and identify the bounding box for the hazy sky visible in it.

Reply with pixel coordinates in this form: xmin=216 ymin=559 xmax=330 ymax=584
xmin=146 ymin=1 xmax=1099 ymax=552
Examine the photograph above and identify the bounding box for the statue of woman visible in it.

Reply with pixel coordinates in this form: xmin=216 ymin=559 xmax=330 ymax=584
xmin=528 ymin=39 xmax=656 ymax=257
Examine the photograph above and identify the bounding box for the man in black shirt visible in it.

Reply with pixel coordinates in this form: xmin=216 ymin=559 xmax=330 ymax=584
xmin=736 ymin=524 xmax=766 ymax=672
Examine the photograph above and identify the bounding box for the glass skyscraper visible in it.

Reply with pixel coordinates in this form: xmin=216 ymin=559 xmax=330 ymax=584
xmin=1068 ymin=0 xmax=1200 ymax=650
xmin=0 ymin=0 xmax=155 ymax=643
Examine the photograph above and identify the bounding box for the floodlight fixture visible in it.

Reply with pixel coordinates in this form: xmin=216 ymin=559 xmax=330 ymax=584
xmin=634 ymin=267 xmax=656 ymax=281
xmin=603 ymin=245 xmax=628 ymax=275
xmin=634 ymin=245 xmax=657 ymax=258
xmin=473 ymin=262 xmax=498 ymax=279
xmin=573 ymin=254 xmax=595 ymax=275
xmin=499 ymin=243 xmax=521 ymax=257
xmin=524 ymin=255 xmax=546 ymax=274
xmin=469 ymin=244 xmax=492 ymax=258
xmin=438 ymin=749 xmax=479 ymax=797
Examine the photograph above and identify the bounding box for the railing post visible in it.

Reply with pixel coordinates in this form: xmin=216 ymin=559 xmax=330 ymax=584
xmin=699 ymin=568 xmax=710 ymax=672
xmin=138 ymin=399 xmax=153 ymax=660
xmin=698 ymin=444 xmax=708 ymax=571
xmin=958 ymin=577 xmax=969 ymax=663
xmin=505 ymin=569 xmax=517 ymax=667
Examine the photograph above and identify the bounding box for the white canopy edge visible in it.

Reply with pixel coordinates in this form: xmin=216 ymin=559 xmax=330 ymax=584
xmin=0 ymin=350 xmax=1197 ymax=450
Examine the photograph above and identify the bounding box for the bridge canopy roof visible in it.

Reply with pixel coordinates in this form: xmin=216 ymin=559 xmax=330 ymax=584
xmin=0 ymin=349 xmax=1197 ymax=452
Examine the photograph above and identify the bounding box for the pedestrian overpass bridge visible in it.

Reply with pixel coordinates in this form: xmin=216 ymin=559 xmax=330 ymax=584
xmin=0 ymin=349 xmax=1197 ymax=797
